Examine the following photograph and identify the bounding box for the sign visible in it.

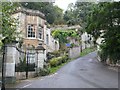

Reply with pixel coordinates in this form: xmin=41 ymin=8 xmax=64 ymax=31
xmin=66 ymin=43 xmax=71 ymax=47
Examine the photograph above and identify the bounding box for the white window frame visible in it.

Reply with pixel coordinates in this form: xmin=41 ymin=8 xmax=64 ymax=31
xmin=27 ymin=24 xmax=36 ymax=39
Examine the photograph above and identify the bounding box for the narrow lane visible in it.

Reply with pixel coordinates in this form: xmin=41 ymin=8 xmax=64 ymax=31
xmin=15 ymin=52 xmax=118 ymax=88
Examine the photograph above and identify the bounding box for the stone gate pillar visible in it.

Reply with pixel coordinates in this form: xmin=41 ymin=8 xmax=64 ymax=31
xmin=5 ymin=43 xmax=18 ymax=83
xmin=35 ymin=45 xmax=46 ymax=69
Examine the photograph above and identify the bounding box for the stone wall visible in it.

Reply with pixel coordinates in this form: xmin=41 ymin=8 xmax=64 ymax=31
xmin=69 ymin=46 xmax=81 ymax=59
xmin=15 ymin=72 xmax=36 ymax=80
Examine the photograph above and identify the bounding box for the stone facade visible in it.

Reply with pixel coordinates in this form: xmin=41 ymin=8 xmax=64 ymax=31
xmin=12 ymin=7 xmax=59 ymax=69
xmin=12 ymin=7 xmax=45 ymax=48
xmin=11 ymin=8 xmax=47 ymax=72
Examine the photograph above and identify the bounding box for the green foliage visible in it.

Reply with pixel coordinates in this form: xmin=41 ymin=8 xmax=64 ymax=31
xmin=80 ymin=47 xmax=96 ymax=57
xmin=64 ymin=2 xmax=94 ymax=27
xmin=38 ymin=67 xmax=50 ymax=76
xmin=52 ymin=30 xmax=68 ymax=44
xmin=49 ymin=55 xmax=69 ymax=67
xmin=52 ymin=29 xmax=79 ymax=49
xmin=1 ymin=2 xmax=20 ymax=44
xmin=98 ymin=50 xmax=108 ymax=63
xmin=86 ymin=2 xmax=120 ymax=64
xmin=49 ymin=58 xmax=59 ymax=67
xmin=46 ymin=50 xmax=61 ymax=60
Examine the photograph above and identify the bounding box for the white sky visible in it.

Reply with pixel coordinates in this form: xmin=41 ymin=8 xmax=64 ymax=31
xmin=54 ymin=0 xmax=77 ymax=11
xmin=54 ymin=0 xmax=120 ymax=11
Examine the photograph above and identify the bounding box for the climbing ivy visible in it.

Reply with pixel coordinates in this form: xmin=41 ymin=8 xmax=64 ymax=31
xmin=52 ymin=29 xmax=80 ymax=49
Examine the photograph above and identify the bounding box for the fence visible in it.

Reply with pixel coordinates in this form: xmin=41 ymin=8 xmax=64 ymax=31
xmin=0 ymin=43 xmax=46 ymax=83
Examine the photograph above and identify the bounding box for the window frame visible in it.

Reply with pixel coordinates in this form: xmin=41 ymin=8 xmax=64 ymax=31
xmin=27 ymin=24 xmax=36 ymax=39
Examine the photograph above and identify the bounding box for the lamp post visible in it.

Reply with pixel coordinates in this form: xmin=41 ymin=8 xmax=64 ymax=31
xmin=1 ymin=40 xmax=5 ymax=90
xmin=26 ymin=51 xmax=28 ymax=79
xmin=35 ymin=49 xmax=38 ymax=75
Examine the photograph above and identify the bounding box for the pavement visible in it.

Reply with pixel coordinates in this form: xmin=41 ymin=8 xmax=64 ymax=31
xmin=7 ymin=51 xmax=119 ymax=89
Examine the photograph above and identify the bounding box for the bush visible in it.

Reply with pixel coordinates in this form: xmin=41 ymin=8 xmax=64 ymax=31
xmin=49 ymin=58 xmax=59 ymax=67
xmin=38 ymin=67 xmax=50 ymax=76
xmin=57 ymin=57 xmax=63 ymax=65
xmin=47 ymin=50 xmax=61 ymax=60
xmin=49 ymin=54 xmax=69 ymax=67
xmin=98 ymin=50 xmax=108 ymax=63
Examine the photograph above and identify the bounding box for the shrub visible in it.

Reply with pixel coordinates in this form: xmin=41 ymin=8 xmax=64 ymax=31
xmin=57 ymin=57 xmax=63 ymax=65
xmin=98 ymin=50 xmax=108 ymax=63
xmin=49 ymin=58 xmax=59 ymax=67
xmin=38 ymin=67 xmax=50 ymax=76
xmin=49 ymin=54 xmax=69 ymax=67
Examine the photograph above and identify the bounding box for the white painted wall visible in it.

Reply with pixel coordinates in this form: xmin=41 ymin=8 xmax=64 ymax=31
xmin=45 ymin=28 xmax=59 ymax=52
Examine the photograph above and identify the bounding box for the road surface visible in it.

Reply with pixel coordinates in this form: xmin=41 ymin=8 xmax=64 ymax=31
xmin=14 ymin=52 xmax=118 ymax=88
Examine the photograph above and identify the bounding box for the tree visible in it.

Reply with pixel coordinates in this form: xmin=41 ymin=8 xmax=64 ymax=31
xmin=63 ymin=2 xmax=94 ymax=27
xmin=86 ymin=2 xmax=120 ymax=64
xmin=63 ymin=3 xmax=77 ymax=26
xmin=0 ymin=2 xmax=19 ymax=46
xmin=74 ymin=2 xmax=94 ymax=28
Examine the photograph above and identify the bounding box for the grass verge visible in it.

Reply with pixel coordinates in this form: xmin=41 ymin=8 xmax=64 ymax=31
xmin=80 ymin=47 xmax=96 ymax=57
xmin=49 ymin=59 xmax=72 ymax=74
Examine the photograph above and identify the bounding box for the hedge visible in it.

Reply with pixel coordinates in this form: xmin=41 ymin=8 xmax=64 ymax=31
xmin=49 ymin=55 xmax=69 ymax=67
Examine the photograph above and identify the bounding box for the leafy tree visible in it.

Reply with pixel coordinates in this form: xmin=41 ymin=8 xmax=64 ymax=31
xmin=0 ymin=2 xmax=19 ymax=45
xmin=86 ymin=2 xmax=120 ymax=64
xmin=63 ymin=2 xmax=94 ymax=27
xmin=63 ymin=3 xmax=77 ymax=26
xmin=74 ymin=2 xmax=94 ymax=28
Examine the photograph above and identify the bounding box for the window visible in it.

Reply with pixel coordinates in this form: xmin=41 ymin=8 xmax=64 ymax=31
xmin=28 ymin=54 xmax=35 ymax=63
xmin=27 ymin=24 xmax=35 ymax=38
xmin=27 ymin=50 xmax=35 ymax=64
xmin=38 ymin=26 xmax=42 ymax=39
xmin=39 ymin=32 xmax=42 ymax=39
xmin=46 ymin=34 xmax=49 ymax=45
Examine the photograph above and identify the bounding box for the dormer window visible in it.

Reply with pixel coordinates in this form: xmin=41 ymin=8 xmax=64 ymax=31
xmin=27 ymin=24 xmax=35 ymax=38
xmin=38 ymin=25 xmax=42 ymax=39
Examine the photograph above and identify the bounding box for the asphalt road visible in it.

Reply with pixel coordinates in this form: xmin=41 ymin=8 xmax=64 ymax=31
xmin=14 ymin=51 xmax=118 ymax=88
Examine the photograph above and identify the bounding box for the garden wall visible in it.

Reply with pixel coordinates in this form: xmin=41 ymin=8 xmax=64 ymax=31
xmin=69 ymin=46 xmax=81 ymax=59
xmin=15 ymin=72 xmax=36 ymax=80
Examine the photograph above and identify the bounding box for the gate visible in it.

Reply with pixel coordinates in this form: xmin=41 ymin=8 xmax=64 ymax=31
xmin=15 ymin=46 xmax=36 ymax=79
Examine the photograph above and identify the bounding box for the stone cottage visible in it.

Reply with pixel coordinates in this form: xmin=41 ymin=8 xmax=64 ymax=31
xmin=12 ymin=7 xmax=59 ymax=69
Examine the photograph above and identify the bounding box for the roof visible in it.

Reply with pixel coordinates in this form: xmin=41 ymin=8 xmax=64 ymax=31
xmin=13 ymin=7 xmax=45 ymax=19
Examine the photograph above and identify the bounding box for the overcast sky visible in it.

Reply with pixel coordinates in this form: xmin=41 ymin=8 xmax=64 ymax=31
xmin=54 ymin=0 xmax=77 ymax=11
xmin=54 ymin=0 xmax=119 ymax=12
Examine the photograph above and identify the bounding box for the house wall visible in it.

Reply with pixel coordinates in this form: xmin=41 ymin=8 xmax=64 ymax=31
xmin=45 ymin=28 xmax=59 ymax=53
xmin=11 ymin=8 xmax=47 ymax=72
xmin=12 ymin=12 xmax=45 ymax=48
